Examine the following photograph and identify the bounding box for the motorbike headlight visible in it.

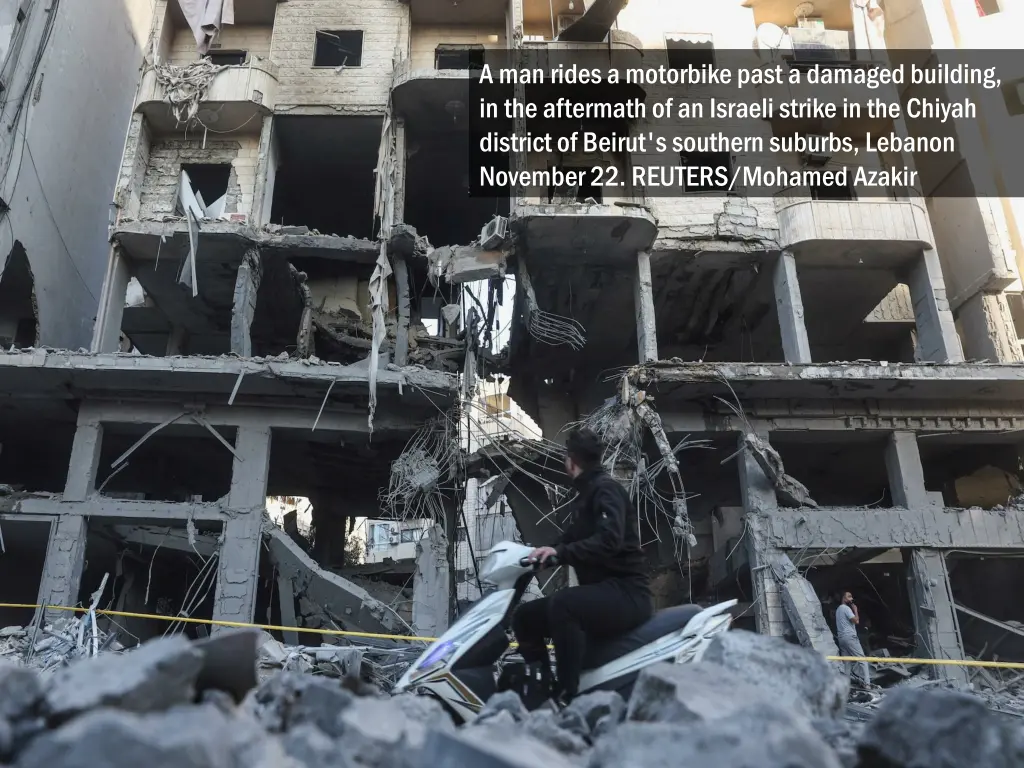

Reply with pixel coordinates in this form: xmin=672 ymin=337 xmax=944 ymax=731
xmin=410 ymin=640 xmax=457 ymax=680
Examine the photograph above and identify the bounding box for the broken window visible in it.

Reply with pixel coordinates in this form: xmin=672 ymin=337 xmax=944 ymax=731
xmin=205 ymin=50 xmax=247 ymax=66
xmin=435 ymin=44 xmax=485 ymax=71
xmin=181 ymin=164 xmax=231 ymax=209
xmin=548 ymin=166 xmax=603 ymax=203
xmin=313 ymin=30 xmax=363 ymax=67
xmin=770 ymin=433 xmax=894 ymax=507
xmin=666 ymin=35 xmax=715 ymax=71
xmin=0 ymin=520 xmax=50 ymax=627
xmin=919 ymin=436 xmax=1023 ymax=509
xmin=810 ymin=177 xmax=855 ymax=201
xmin=679 ymin=152 xmax=732 ymax=194
xmin=400 ymin=528 xmax=421 ymax=544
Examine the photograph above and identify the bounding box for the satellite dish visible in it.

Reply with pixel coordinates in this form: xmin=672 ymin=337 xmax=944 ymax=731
xmin=756 ymin=22 xmax=785 ymax=57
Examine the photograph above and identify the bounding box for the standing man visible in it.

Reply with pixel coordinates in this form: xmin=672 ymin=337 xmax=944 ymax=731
xmin=512 ymin=427 xmax=653 ymax=704
xmin=836 ymin=591 xmax=871 ymax=687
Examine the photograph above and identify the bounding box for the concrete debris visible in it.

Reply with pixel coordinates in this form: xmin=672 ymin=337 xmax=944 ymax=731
xmin=700 ymin=630 xmax=848 ymax=720
xmin=858 ymin=686 xmax=1024 ymax=767
xmin=1 ymin=616 xmax=122 ymax=673
xmin=589 ymin=710 xmax=843 ymax=768
xmin=740 ymin=432 xmax=818 ymax=508
xmin=769 ymin=553 xmax=842 ymax=660
xmin=43 ymin=635 xmax=204 ymax=723
xmin=429 ymin=244 xmax=506 ymax=285
xmin=265 ymin=526 xmax=413 ymax=639
xmin=2 ymin=629 xmax=1024 ymax=766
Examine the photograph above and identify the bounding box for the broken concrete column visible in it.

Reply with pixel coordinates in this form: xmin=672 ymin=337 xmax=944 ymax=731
xmin=958 ymin=292 xmax=1024 ymax=363
xmin=38 ymin=515 xmax=87 ymax=622
xmin=773 ymin=250 xmax=812 ymax=364
xmin=633 ymin=250 xmax=658 ymax=363
xmin=413 ymin=524 xmax=450 ymax=639
xmin=393 ymin=254 xmax=411 ymax=367
xmin=906 ymin=549 xmax=968 ymax=685
xmin=907 ymin=248 xmax=965 ymax=363
xmin=91 ymin=245 xmax=131 ymax=354
xmin=267 ymin=525 xmax=409 ymax=636
xmin=276 ymin=571 xmax=299 ymax=645
xmin=768 ymin=553 xmax=840 ymax=660
xmin=885 ymin=431 xmax=930 ymax=509
xmin=64 ymin=421 xmax=104 ymax=502
xmin=212 ymin=426 xmax=271 ymax=632
xmin=736 ymin=432 xmax=787 ymax=638
xmin=230 ymin=248 xmax=263 ymax=358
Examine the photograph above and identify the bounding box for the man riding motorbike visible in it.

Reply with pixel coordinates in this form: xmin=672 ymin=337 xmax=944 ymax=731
xmin=511 ymin=427 xmax=653 ymax=705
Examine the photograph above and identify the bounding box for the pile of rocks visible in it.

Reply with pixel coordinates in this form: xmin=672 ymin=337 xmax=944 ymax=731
xmin=0 ymin=627 xmax=1021 ymax=767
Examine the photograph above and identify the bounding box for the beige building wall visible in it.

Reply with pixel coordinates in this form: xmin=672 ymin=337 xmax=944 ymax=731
xmin=270 ymin=0 xmax=410 ymax=109
xmin=409 ymin=24 xmax=506 ymax=70
xmin=167 ymin=25 xmax=274 ymax=64
xmin=884 ymin=0 xmax=1024 ymax=360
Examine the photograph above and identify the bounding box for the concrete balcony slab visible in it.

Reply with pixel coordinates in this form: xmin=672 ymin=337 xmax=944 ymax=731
xmin=137 ymin=60 xmax=279 ymax=135
xmin=776 ymin=198 xmax=933 ymax=267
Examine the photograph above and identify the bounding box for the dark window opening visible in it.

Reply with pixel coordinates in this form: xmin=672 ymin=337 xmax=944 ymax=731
xmin=206 ymin=50 xmax=247 ymax=66
xmin=666 ymin=38 xmax=715 ymax=70
xmin=811 ymin=178 xmax=855 ymax=200
xmin=269 ymin=115 xmax=381 ymax=239
xmin=680 ymin=152 xmax=732 ymax=193
xmin=314 ymin=30 xmax=363 ymax=67
xmin=97 ymin=425 xmax=236 ymax=503
xmin=435 ymin=44 xmax=485 ymax=70
xmin=548 ymin=166 xmax=603 ymax=203
xmin=0 ymin=520 xmax=50 ymax=628
xmin=181 ymin=164 xmax=231 ymax=206
xmin=406 ymin=127 xmax=510 ymax=246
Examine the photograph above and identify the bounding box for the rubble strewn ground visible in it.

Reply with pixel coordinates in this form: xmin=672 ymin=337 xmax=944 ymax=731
xmin=1 ymin=627 xmax=1024 ymax=767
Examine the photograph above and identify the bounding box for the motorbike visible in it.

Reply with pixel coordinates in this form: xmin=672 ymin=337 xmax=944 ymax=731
xmin=393 ymin=540 xmax=737 ymax=723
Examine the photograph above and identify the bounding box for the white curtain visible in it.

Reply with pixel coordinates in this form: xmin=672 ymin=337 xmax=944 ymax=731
xmin=175 ymin=0 xmax=235 ymax=54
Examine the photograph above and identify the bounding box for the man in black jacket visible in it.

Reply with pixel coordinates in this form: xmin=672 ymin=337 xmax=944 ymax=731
xmin=511 ymin=427 xmax=653 ymax=702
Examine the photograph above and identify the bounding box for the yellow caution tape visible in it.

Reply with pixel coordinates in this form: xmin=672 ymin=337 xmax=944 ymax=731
xmin=5 ymin=604 xmax=1024 ymax=669
xmin=828 ymin=655 xmax=1024 ymax=670
xmin=0 ymin=603 xmax=440 ymax=643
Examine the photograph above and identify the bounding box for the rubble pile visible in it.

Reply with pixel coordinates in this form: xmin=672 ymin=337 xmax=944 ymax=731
xmin=0 ymin=628 xmax=1022 ymax=767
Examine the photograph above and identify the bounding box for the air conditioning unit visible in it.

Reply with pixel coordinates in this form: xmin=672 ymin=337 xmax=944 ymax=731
xmin=801 ymin=136 xmax=832 ymax=167
xmin=557 ymin=14 xmax=581 ymax=34
xmin=480 ymin=215 xmax=508 ymax=249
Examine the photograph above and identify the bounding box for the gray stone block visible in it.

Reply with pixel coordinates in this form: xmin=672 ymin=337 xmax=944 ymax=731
xmin=0 ymin=661 xmax=42 ymax=721
xmin=701 ymin=630 xmax=848 ymax=718
xmin=857 ymin=687 xmax=1024 ymax=768
xmin=44 ymin=636 xmax=204 ymax=723
xmin=591 ymin=708 xmax=842 ymax=768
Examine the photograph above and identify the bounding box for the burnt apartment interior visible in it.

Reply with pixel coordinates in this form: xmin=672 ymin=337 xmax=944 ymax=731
xmin=269 ymin=116 xmax=380 ymax=239
xmin=74 ymin=516 xmax=281 ymax=646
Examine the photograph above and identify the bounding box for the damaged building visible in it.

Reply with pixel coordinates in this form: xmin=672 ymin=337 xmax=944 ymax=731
xmin=1 ymin=0 xmax=1024 ymax=688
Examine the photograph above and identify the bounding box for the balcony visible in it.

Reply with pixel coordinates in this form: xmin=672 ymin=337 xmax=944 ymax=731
xmin=755 ymin=27 xmax=898 ymax=138
xmin=390 ymin=58 xmax=474 ymax=124
xmin=136 ymin=58 xmax=279 ymax=134
xmin=776 ymin=196 xmax=934 ymax=267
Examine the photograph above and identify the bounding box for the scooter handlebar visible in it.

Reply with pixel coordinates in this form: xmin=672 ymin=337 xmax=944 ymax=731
xmin=519 ymin=555 xmax=560 ymax=569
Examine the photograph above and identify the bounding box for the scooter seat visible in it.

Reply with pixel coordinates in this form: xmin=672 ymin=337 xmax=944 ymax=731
xmin=582 ymin=604 xmax=703 ymax=670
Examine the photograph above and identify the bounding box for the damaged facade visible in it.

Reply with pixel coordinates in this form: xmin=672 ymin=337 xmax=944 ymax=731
xmin=1 ymin=0 xmax=1023 ymax=687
